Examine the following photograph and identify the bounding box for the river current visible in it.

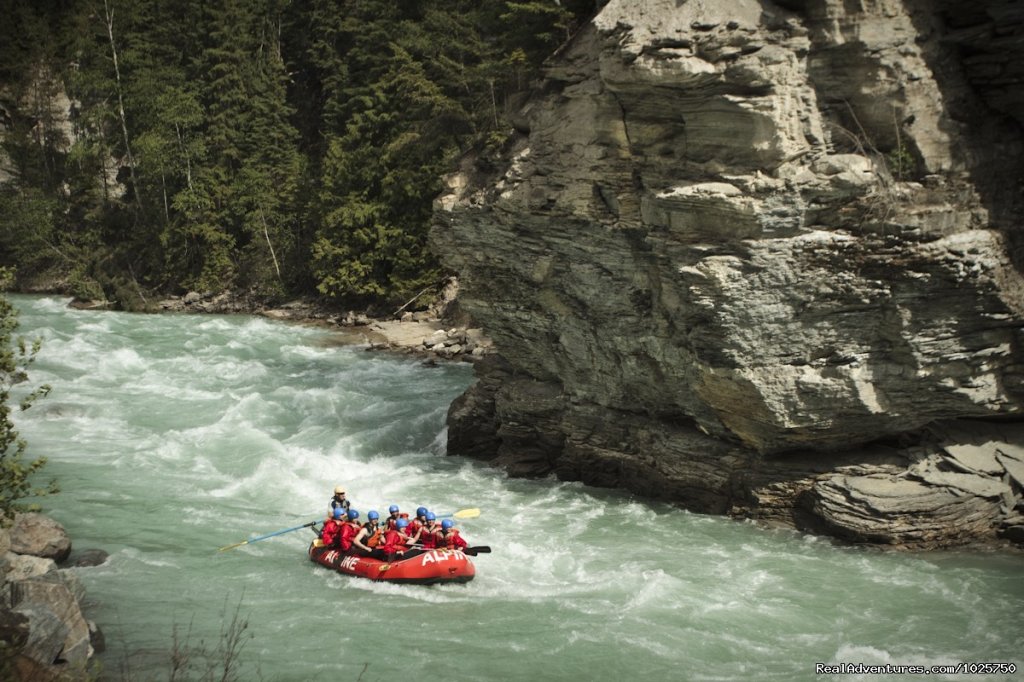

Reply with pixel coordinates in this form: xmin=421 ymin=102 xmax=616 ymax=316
xmin=8 ymin=295 xmax=1023 ymax=681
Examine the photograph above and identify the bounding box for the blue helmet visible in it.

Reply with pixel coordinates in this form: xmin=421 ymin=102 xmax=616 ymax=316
xmin=388 ymin=504 xmax=399 ymax=514
xmin=367 ymin=510 xmax=379 ymax=521
xmin=332 ymin=508 xmax=345 ymax=519
xmin=441 ymin=519 xmax=454 ymax=530
xmin=396 ymin=518 xmax=409 ymax=530
xmin=347 ymin=509 xmax=359 ymax=521
xmin=425 ymin=512 xmax=436 ymax=521
xmin=416 ymin=506 xmax=428 ymax=517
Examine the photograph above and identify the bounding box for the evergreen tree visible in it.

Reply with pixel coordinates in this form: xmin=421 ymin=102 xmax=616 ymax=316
xmin=0 ymin=0 xmax=595 ymax=308
xmin=0 ymin=270 xmax=56 ymax=519
xmin=313 ymin=43 xmax=470 ymax=302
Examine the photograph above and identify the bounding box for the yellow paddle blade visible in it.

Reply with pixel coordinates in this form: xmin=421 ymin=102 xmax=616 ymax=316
xmin=453 ymin=508 xmax=480 ymax=519
xmin=218 ymin=540 xmax=249 ymax=552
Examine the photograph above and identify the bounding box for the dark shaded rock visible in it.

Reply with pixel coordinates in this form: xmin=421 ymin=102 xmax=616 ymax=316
xmin=9 ymin=515 xmax=71 ymax=563
xmin=446 ymin=355 xmax=512 ymax=461
xmin=0 ymin=607 xmax=30 ymax=654
xmin=61 ymin=549 xmax=109 ymax=568
xmin=491 ymin=378 xmax=567 ymax=478
xmin=1000 ymin=525 xmax=1024 ymax=544
xmin=66 ymin=299 xmax=111 ymax=311
xmin=12 ymin=652 xmax=79 ymax=682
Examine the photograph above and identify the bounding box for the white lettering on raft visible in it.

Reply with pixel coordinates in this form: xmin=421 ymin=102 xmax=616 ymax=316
xmin=420 ymin=550 xmax=466 ymax=566
xmin=340 ymin=555 xmax=360 ymax=570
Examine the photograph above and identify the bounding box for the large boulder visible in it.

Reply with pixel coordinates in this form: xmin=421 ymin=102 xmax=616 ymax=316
xmin=8 ymin=515 xmax=71 ymax=563
xmin=3 ymin=554 xmax=56 ymax=583
xmin=431 ymin=0 xmax=1024 ymax=547
xmin=0 ymin=516 xmax=97 ymax=679
xmin=11 ymin=572 xmax=92 ymax=667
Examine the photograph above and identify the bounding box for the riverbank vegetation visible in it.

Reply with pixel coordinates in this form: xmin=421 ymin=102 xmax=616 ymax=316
xmin=0 ymin=272 xmax=55 ymax=519
xmin=0 ymin=0 xmax=597 ymax=311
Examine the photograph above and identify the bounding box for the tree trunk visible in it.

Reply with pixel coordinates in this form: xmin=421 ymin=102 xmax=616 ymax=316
xmin=258 ymin=206 xmax=282 ymax=282
xmin=104 ymin=0 xmax=143 ymax=212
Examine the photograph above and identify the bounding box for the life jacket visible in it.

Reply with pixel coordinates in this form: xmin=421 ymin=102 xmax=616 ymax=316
xmin=362 ymin=522 xmax=383 ymax=548
xmin=329 ymin=497 xmax=350 ymax=513
xmin=380 ymin=529 xmax=409 ymax=555
xmin=339 ymin=522 xmax=359 ymax=551
xmin=386 ymin=512 xmax=409 ymax=531
xmin=441 ymin=529 xmax=466 ymax=550
xmin=420 ymin=524 xmax=440 ymax=549
xmin=407 ymin=519 xmax=424 ymax=537
xmin=321 ymin=519 xmax=342 ymax=548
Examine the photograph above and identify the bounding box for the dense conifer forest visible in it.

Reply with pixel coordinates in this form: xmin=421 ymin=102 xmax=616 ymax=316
xmin=0 ymin=0 xmax=596 ymax=310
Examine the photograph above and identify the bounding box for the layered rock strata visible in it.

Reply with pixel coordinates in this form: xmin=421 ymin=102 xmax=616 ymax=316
xmin=431 ymin=0 xmax=1024 ymax=547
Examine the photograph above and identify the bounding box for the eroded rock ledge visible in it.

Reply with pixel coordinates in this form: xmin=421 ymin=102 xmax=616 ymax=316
xmin=431 ymin=0 xmax=1024 ymax=548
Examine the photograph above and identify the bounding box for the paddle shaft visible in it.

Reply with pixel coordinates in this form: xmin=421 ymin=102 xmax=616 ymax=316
xmin=410 ymin=544 xmax=491 ymax=556
xmin=219 ymin=520 xmax=317 ymax=552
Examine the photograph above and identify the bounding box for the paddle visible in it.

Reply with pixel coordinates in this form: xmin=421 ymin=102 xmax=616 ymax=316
xmin=218 ymin=520 xmax=317 ymax=552
xmin=439 ymin=508 xmax=480 ymax=520
xmin=410 ymin=545 xmax=490 ymax=556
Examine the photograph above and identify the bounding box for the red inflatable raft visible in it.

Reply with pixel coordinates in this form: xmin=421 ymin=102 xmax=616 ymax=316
xmin=308 ymin=543 xmax=475 ymax=585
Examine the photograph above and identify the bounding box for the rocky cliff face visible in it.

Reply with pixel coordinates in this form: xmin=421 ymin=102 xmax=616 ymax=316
xmin=430 ymin=0 xmax=1024 ymax=548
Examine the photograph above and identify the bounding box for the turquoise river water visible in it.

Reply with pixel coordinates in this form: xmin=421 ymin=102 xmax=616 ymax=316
xmin=8 ymin=295 xmax=1024 ymax=681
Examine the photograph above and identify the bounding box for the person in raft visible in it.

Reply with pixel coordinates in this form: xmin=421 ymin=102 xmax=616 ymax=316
xmin=385 ymin=504 xmax=403 ymax=530
xmin=385 ymin=501 xmax=399 ymax=528
xmin=320 ymin=507 xmax=346 ymax=549
xmin=329 ymin=485 xmax=351 ymax=516
xmin=438 ymin=519 xmax=468 ymax=551
xmin=379 ymin=518 xmax=423 ymax=561
xmin=407 ymin=506 xmax=429 ymax=536
xmin=337 ymin=509 xmax=363 ymax=554
xmin=351 ymin=510 xmax=384 ymax=556
xmin=419 ymin=512 xmax=441 ymax=550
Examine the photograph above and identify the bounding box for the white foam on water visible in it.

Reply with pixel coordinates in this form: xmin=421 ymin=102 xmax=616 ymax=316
xmin=26 ymin=296 xmax=75 ymax=313
xmin=116 ymin=547 xmax=183 ymax=569
xmin=193 ymin=318 xmax=235 ymax=333
xmin=34 ymin=335 xmax=104 ymax=372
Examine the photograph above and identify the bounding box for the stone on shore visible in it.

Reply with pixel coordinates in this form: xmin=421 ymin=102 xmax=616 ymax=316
xmin=0 ymin=515 xmax=98 ymax=679
xmin=9 ymin=514 xmax=71 ymax=563
xmin=4 ymin=553 xmax=57 ymax=582
xmin=11 ymin=572 xmax=93 ymax=666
